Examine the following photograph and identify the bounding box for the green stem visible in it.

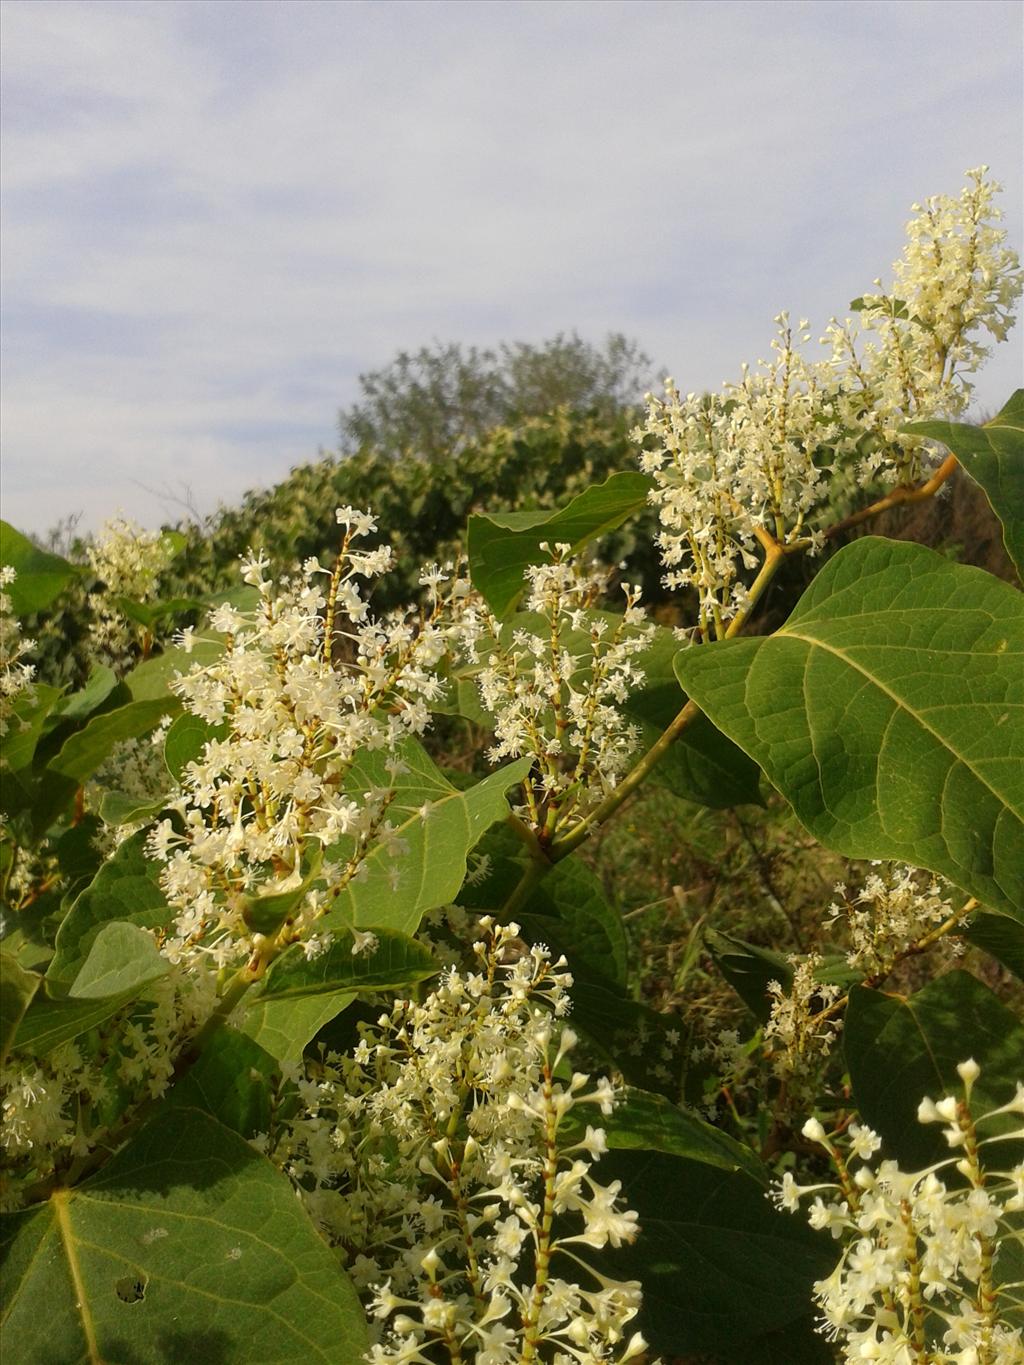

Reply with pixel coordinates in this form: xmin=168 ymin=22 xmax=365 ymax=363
xmin=551 ymin=542 xmax=790 ymax=860
xmin=500 ymin=857 xmax=551 ymax=921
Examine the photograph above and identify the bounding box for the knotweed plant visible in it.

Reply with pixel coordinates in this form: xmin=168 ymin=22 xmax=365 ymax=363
xmin=454 ymin=545 xmax=654 ymax=843
xmin=637 ymin=168 xmax=1022 ymax=638
xmin=0 ymin=567 xmax=36 ymax=743
xmin=0 ymin=166 xmax=1021 ymax=1365
xmin=268 ymin=920 xmax=646 ymax=1364
xmin=85 ymin=515 xmax=180 ymax=670
xmin=781 ymin=1063 xmax=1024 ymax=1363
xmin=148 ymin=507 xmax=457 ymax=972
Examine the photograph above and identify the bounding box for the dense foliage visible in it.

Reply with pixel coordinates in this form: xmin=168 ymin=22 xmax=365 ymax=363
xmin=1 ymin=168 xmax=1023 ymax=1365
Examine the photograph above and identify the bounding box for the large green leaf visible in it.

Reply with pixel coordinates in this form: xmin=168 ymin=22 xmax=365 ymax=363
xmin=47 ymin=831 xmax=171 ymax=990
xmin=48 ymin=698 xmax=176 ymax=784
xmin=166 ymin=1027 xmax=278 ymax=1138
xmin=66 ymin=921 xmax=168 ymax=1000
xmin=121 ymin=639 xmax=223 ymax=703
xmin=239 ymin=990 xmax=356 ymax=1064
xmin=324 ymin=745 xmax=532 ymax=935
xmin=844 ymin=970 xmax=1024 ymax=1168
xmin=12 ymin=986 xmax=143 ymax=1058
xmin=0 ymin=955 xmax=40 ymax=1066
xmin=261 ymin=929 xmax=438 ymax=1000
xmin=591 ymin=1086 xmax=766 ymax=1183
xmin=903 ymin=389 xmax=1023 ymax=576
xmin=961 ymin=910 xmax=1024 ymax=981
xmin=97 ymin=790 xmax=170 ymax=828
xmin=163 ymin=712 xmax=226 ymax=781
xmin=0 ymin=522 xmax=77 ymax=614
xmin=517 ymin=853 xmax=629 ymax=988
xmin=674 ymin=537 xmax=1024 ymax=918
xmin=599 ymin=1149 xmax=832 ymax=1356
xmin=466 ymin=471 xmax=653 ymax=616
xmin=50 ymin=666 xmax=120 ymax=725
xmin=0 ymin=1107 xmax=367 ymax=1363
xmin=1 ymin=685 xmax=63 ymax=775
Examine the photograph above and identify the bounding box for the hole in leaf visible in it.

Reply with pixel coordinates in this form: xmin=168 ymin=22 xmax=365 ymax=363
xmin=114 ymin=1273 xmax=147 ymax=1304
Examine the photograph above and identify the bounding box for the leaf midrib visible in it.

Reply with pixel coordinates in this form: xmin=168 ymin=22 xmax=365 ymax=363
xmin=780 ymin=629 xmax=1018 ymax=814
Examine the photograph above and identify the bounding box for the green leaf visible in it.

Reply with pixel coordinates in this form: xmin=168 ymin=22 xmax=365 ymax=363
xmin=163 ymin=711 xmax=226 ymax=781
xmin=97 ymin=789 xmax=169 ymax=827
xmin=844 ymin=970 xmax=1024 ymax=1168
xmin=262 ymin=929 xmax=438 ymax=1000
xmin=903 ymin=389 xmax=1024 ymax=576
xmin=50 ymin=666 xmax=120 ymax=725
xmin=961 ymin=910 xmax=1024 ymax=981
xmin=592 ymin=1086 xmax=766 ymax=1183
xmin=467 ymin=471 xmax=652 ymax=616
xmin=67 ymin=922 xmax=168 ymax=1000
xmin=0 ymin=1107 xmax=367 ymax=1362
xmin=121 ymin=639 xmax=223 ymax=703
xmin=0 ymin=954 xmax=41 ymax=1066
xmin=0 ymin=522 xmax=77 ymax=614
xmin=706 ymin=928 xmax=792 ymax=1023
xmin=239 ymin=990 xmax=356 ymax=1064
xmin=47 ymin=831 xmax=171 ymax=990
xmin=567 ymin=978 xmax=686 ymax=1096
xmin=600 ymin=1149 xmax=832 ymax=1356
xmin=12 ymin=987 xmax=142 ymax=1057
xmin=113 ymin=595 xmax=202 ymax=629
xmin=674 ymin=537 xmax=1024 ymax=918
xmin=0 ymin=685 xmax=63 ymax=775
xmin=48 ymin=698 xmax=176 ymax=784
xmin=54 ymin=816 xmax=105 ymax=887
xmin=166 ymin=1027 xmax=277 ymax=1138
xmin=325 ymin=745 xmax=532 ymax=936
xmin=517 ymin=854 xmax=629 ymax=988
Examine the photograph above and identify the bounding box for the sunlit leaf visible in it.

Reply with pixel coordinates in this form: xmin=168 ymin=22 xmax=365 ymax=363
xmin=845 ymin=970 xmax=1024 ymax=1167
xmin=0 ymin=523 xmax=77 ymax=614
xmin=0 ymin=1108 xmax=367 ymax=1362
xmin=262 ymin=929 xmax=438 ymax=1000
xmin=674 ymin=538 xmax=1024 ymax=918
xmin=48 ymin=831 xmax=171 ymax=990
xmin=467 ymin=471 xmax=652 ymax=616
xmin=67 ymin=922 xmax=168 ymax=1000
xmin=903 ymin=389 xmax=1023 ymax=576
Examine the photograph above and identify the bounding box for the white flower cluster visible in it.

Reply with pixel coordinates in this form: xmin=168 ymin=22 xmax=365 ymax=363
xmin=637 ymin=317 xmax=839 ymax=638
xmin=0 ymin=965 xmax=217 ymax=1207
xmin=85 ymin=516 xmax=179 ymax=670
xmin=147 ymin=510 xmax=454 ymax=969
xmin=0 ymin=566 xmax=36 ymax=742
xmin=765 ymin=952 xmax=843 ymax=1078
xmin=637 ymin=169 xmax=1021 ymax=635
xmin=829 ymin=863 xmax=960 ymax=979
xmin=268 ymin=920 xmax=646 ymax=1364
xmin=456 ymin=546 xmax=654 ymax=840
xmin=85 ymin=724 xmax=176 ymax=854
xmin=824 ymin=167 xmax=1021 ymax=489
xmin=780 ymin=1062 xmax=1024 ymax=1363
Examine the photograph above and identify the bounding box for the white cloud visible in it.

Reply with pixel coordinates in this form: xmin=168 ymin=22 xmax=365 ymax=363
xmin=2 ymin=0 xmax=1021 ymax=532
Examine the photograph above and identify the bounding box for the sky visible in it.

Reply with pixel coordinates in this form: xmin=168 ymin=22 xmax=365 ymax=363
xmin=2 ymin=0 xmax=1022 ymax=537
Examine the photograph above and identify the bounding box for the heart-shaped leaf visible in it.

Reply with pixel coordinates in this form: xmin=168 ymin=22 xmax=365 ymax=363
xmin=674 ymin=538 xmax=1024 ymax=918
